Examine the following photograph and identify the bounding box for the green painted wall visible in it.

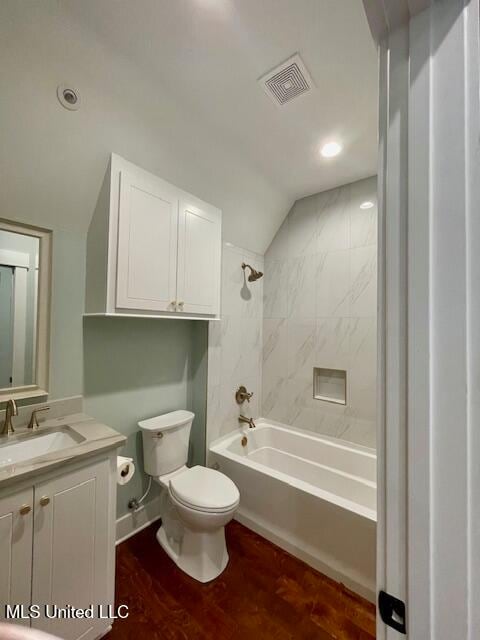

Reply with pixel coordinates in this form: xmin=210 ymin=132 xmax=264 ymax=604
xmin=49 ymin=230 xmax=86 ymax=400
xmin=188 ymin=322 xmax=209 ymax=465
xmin=83 ymin=316 xmax=208 ymax=518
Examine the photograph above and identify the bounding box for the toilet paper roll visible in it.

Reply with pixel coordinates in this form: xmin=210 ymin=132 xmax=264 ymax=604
xmin=117 ymin=456 xmax=135 ymax=485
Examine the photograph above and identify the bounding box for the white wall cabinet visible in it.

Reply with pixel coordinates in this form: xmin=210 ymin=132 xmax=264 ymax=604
xmin=86 ymin=154 xmax=222 ymax=319
xmin=0 ymin=455 xmax=116 ymax=640
xmin=116 ymin=170 xmax=179 ymax=312
xmin=177 ymin=198 xmax=222 ymax=315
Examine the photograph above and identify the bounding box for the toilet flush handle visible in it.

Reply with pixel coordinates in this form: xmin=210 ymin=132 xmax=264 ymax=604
xmin=154 ymin=432 xmax=164 ymax=439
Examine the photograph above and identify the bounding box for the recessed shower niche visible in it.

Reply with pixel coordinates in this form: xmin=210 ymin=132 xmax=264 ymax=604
xmin=313 ymin=367 xmax=347 ymax=405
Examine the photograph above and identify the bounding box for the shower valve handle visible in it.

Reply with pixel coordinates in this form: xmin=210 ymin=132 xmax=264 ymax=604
xmin=235 ymin=386 xmax=253 ymax=404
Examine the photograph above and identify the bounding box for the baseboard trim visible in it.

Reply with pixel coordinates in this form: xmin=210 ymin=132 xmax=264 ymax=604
xmin=116 ymin=496 xmax=162 ymax=545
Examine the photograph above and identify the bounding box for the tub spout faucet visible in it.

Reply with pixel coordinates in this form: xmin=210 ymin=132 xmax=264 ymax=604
xmin=239 ymin=415 xmax=256 ymax=429
xmin=1 ymin=399 xmax=18 ymax=436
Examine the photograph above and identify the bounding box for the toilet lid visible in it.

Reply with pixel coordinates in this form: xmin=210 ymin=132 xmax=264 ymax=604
xmin=169 ymin=466 xmax=240 ymax=512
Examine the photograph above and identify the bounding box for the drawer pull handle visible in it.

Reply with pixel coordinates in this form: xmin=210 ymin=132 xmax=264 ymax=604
xmin=19 ymin=504 xmax=31 ymax=516
xmin=39 ymin=496 xmax=50 ymax=507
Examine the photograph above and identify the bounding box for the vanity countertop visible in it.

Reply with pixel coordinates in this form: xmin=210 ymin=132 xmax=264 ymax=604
xmin=0 ymin=412 xmax=126 ymax=489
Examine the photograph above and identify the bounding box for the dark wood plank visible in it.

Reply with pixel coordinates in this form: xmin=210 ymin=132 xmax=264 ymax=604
xmin=109 ymin=520 xmax=376 ymax=640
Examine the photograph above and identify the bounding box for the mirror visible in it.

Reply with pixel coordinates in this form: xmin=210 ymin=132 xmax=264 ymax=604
xmin=0 ymin=220 xmax=51 ymax=401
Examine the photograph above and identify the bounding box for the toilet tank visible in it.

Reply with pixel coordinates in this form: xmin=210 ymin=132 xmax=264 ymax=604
xmin=139 ymin=410 xmax=194 ymax=477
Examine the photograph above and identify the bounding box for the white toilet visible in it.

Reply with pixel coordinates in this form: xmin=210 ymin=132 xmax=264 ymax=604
xmin=139 ymin=410 xmax=240 ymax=583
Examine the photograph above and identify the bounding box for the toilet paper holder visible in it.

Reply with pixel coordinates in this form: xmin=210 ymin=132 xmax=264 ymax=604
xmin=120 ymin=464 xmax=131 ymax=478
xmin=117 ymin=455 xmax=135 ymax=486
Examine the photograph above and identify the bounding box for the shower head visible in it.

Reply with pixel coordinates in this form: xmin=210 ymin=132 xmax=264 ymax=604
xmin=242 ymin=262 xmax=263 ymax=282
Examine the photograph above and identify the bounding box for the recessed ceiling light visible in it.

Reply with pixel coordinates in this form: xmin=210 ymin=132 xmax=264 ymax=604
xmin=320 ymin=142 xmax=342 ymax=158
xmin=360 ymin=201 xmax=375 ymax=209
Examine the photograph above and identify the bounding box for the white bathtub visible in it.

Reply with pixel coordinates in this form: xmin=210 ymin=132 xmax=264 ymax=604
xmin=209 ymin=419 xmax=376 ymax=601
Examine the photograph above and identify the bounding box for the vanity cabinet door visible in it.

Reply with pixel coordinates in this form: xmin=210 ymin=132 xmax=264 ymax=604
xmin=116 ymin=169 xmax=179 ymax=312
xmin=0 ymin=487 xmax=33 ymax=626
xmin=177 ymin=199 xmax=221 ymax=316
xmin=31 ymin=459 xmax=113 ymax=640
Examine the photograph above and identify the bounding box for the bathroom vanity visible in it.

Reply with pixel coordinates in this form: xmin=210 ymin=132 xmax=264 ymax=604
xmin=0 ymin=412 xmax=125 ymax=640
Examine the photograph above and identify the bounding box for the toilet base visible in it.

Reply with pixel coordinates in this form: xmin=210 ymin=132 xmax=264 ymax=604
xmin=156 ymin=524 xmax=229 ymax=583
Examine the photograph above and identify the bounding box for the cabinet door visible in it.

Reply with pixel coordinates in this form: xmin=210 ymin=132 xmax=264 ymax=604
xmin=32 ymin=460 xmax=113 ymax=640
xmin=116 ymin=169 xmax=179 ymax=312
xmin=177 ymin=199 xmax=221 ymax=315
xmin=0 ymin=487 xmax=33 ymax=626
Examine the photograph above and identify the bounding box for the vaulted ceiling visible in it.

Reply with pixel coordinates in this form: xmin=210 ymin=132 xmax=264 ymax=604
xmin=0 ymin=0 xmax=377 ymax=254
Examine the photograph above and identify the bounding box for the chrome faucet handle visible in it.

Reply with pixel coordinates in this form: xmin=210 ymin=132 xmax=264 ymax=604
xmin=1 ymin=399 xmax=18 ymax=436
xmin=27 ymin=406 xmax=50 ymax=430
xmin=235 ymin=386 xmax=254 ymax=404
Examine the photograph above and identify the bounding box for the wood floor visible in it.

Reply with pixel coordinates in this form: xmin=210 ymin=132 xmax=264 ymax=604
xmin=109 ymin=521 xmax=376 ymax=640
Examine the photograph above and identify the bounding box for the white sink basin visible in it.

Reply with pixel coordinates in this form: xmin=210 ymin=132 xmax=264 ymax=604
xmin=0 ymin=428 xmax=85 ymax=468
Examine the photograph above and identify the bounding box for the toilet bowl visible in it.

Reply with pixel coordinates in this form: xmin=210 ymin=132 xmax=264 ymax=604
xmin=154 ymin=465 xmax=239 ymax=582
xmin=139 ymin=411 xmax=240 ymax=583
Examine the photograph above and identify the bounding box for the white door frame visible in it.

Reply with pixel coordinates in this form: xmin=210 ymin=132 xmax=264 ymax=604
xmin=376 ymin=23 xmax=409 ymax=640
xmin=0 ymin=248 xmax=30 ymax=387
xmin=364 ymin=0 xmax=480 ymax=638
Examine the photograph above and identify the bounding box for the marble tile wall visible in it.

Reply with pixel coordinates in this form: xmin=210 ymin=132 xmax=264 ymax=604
xmin=262 ymin=176 xmax=377 ymax=449
xmin=207 ymin=243 xmax=264 ymax=446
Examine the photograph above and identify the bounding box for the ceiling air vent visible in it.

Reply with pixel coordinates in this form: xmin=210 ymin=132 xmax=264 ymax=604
xmin=258 ymin=53 xmax=314 ymax=106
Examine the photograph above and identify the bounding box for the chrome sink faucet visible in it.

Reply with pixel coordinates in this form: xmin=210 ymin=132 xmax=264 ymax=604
xmin=1 ymin=399 xmax=18 ymax=436
xmin=239 ymin=415 xmax=256 ymax=429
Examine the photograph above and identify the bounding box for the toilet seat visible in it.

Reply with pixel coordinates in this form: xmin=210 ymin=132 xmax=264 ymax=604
xmin=169 ymin=466 xmax=239 ymax=514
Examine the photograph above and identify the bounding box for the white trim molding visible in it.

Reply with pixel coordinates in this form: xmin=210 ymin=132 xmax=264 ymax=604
xmin=363 ymin=0 xmax=430 ymax=43
xmin=376 ymin=1 xmax=480 ymax=638
xmin=0 ymin=248 xmax=30 ymax=386
xmin=115 ymin=496 xmax=162 ymax=546
xmin=0 ymin=249 xmax=29 ymax=269
xmin=377 ymin=22 xmax=409 ymax=640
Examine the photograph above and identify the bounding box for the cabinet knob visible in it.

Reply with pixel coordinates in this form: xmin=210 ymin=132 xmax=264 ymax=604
xmin=19 ymin=504 xmax=31 ymax=516
xmin=170 ymin=300 xmax=176 ymax=308
xmin=177 ymin=301 xmax=184 ymax=309
xmin=39 ymin=496 xmax=50 ymax=507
